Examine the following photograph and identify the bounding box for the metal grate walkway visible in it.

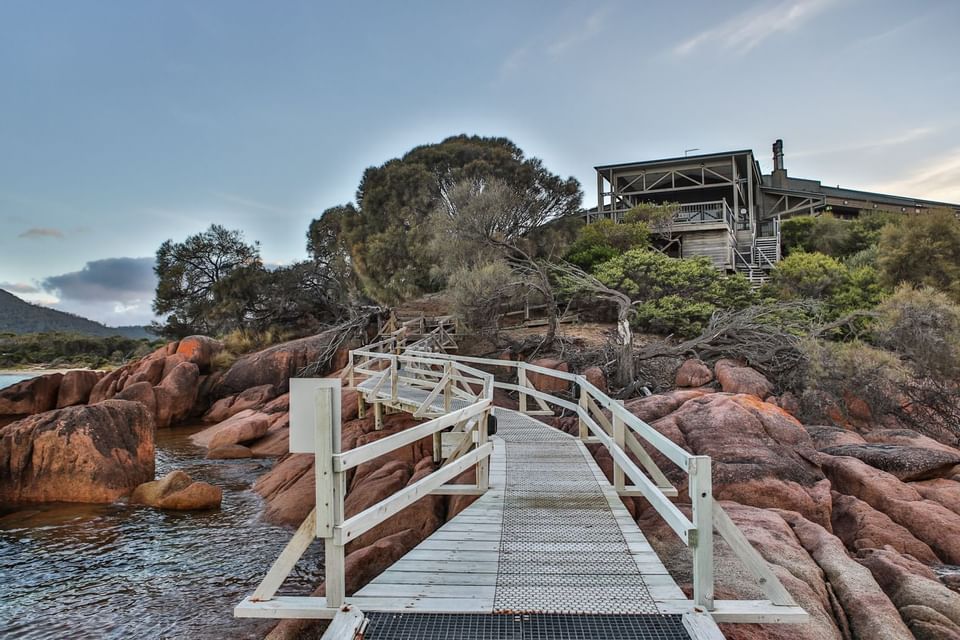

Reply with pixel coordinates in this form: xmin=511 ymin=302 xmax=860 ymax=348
xmin=494 ymin=410 xmax=659 ymax=614
xmin=345 ymin=382 xmax=722 ymax=638
xmin=363 ymin=612 xmax=690 ymax=640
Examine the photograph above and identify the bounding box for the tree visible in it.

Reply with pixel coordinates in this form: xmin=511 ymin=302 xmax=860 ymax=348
xmin=432 ymin=178 xmax=569 ymax=343
xmin=552 ymin=261 xmax=636 ymax=386
xmin=877 ymin=208 xmax=960 ymax=302
xmin=593 ymin=249 xmax=755 ymax=337
xmin=153 ymin=225 xmax=262 ymax=337
xmin=307 ymin=204 xmax=362 ymax=303
xmin=624 ymin=202 xmax=679 ymax=250
xmin=320 ymin=135 xmax=582 ymax=305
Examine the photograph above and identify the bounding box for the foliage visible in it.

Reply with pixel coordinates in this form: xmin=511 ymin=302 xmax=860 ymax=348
xmin=877 ymin=208 xmax=960 ymax=302
xmin=846 ymin=210 xmax=901 ymax=255
xmin=593 ymin=249 xmax=756 ymax=337
xmin=874 ymin=286 xmax=960 ymax=378
xmin=153 ymin=224 xmax=262 ymax=338
xmin=780 ymin=210 xmax=900 ymax=258
xmin=154 ymin=225 xmax=346 ymax=339
xmin=780 ymin=216 xmax=817 ymax=255
xmin=802 ymin=339 xmax=908 ymax=419
xmin=623 ymin=202 xmax=677 ymax=240
xmin=0 ymin=332 xmax=160 ymax=368
xmin=565 ymin=219 xmax=650 ymax=271
xmin=447 ymin=262 xmax=517 ymax=335
xmin=316 ymin=135 xmax=582 ymax=305
xmin=766 ymin=251 xmax=884 ymax=318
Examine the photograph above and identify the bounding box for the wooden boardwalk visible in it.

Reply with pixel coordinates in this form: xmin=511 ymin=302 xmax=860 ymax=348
xmin=237 ymin=327 xmax=806 ymax=639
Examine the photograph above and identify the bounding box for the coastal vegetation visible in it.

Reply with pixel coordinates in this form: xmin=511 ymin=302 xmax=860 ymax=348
xmin=0 ymin=331 xmax=161 ymax=369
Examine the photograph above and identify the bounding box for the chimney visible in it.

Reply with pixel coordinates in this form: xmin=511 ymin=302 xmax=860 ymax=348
xmin=772 ymin=139 xmax=787 ymax=187
xmin=773 ymin=139 xmax=784 ymax=172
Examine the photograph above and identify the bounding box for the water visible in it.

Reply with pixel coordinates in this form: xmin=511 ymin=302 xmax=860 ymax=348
xmin=0 ymin=425 xmax=324 ymax=639
xmin=0 ymin=373 xmax=36 ymax=389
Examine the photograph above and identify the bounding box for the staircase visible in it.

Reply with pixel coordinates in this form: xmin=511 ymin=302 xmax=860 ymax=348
xmin=734 ymin=235 xmax=779 ymax=288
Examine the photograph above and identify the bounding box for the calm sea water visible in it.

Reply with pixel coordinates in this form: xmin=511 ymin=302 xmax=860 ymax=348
xmin=0 ymin=373 xmax=36 ymax=389
xmin=0 ymin=425 xmax=323 ymax=639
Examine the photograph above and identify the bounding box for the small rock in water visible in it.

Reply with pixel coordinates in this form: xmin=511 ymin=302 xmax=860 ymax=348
xmin=206 ymin=444 xmax=254 ymax=459
xmin=131 ymin=470 xmax=222 ymax=511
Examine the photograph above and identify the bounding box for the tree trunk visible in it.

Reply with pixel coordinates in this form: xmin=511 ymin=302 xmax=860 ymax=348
xmin=615 ymin=311 xmax=634 ymax=387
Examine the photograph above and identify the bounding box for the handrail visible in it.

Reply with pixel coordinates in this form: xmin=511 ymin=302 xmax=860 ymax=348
xmin=401 ymin=348 xmax=797 ymax=612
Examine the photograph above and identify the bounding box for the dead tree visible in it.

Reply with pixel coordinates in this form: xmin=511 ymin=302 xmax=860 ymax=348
xmin=550 ymin=261 xmax=636 ymax=387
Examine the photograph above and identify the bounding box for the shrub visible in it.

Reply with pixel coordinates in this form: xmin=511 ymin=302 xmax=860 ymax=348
xmin=565 ymin=219 xmax=650 ymax=271
xmin=766 ymin=251 xmax=885 ymax=317
xmin=781 ymin=216 xmax=817 ymax=255
xmin=447 ymin=262 xmax=517 ymax=335
xmin=802 ymin=339 xmax=908 ymax=421
xmin=594 ymin=249 xmax=756 ymax=337
xmin=877 ymin=208 xmax=960 ymax=302
xmin=874 ymin=285 xmax=960 ymax=378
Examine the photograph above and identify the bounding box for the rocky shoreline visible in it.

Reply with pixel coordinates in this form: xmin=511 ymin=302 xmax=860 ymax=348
xmin=2 ymin=335 xmax=960 ymax=639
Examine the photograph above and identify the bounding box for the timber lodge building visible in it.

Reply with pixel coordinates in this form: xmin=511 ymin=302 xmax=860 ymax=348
xmin=585 ymin=140 xmax=960 ymax=282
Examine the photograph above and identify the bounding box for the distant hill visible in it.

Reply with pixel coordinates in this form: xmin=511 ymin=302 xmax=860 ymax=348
xmin=0 ymin=289 xmax=152 ymax=339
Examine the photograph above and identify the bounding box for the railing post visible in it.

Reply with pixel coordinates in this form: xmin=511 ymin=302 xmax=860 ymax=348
xmin=443 ymin=361 xmax=452 ymax=413
xmin=390 ymin=357 xmax=399 ymax=402
xmin=578 ymin=385 xmax=588 ymax=440
xmin=613 ymin=410 xmax=625 ymax=491
xmin=518 ymin=364 xmax=528 ymax=414
xmin=347 ymin=352 xmax=355 ymax=389
xmin=690 ymin=455 xmax=714 ymax=610
xmin=314 ymin=387 xmax=345 ymax=608
xmin=476 ymin=410 xmax=490 ymax=491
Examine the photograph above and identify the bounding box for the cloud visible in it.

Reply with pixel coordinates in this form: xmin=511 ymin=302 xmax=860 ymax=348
xmin=42 ymin=257 xmax=157 ymax=303
xmin=791 ymin=126 xmax=937 ymax=159
xmin=674 ymin=0 xmax=842 ymax=57
xmin=18 ymin=227 xmax=64 ymax=239
xmin=0 ymin=282 xmax=40 ymax=294
xmin=38 ymin=257 xmax=159 ymax=326
xmin=546 ymin=8 xmax=608 ymax=56
xmin=867 ymin=147 xmax=960 ymax=204
xmin=210 ymin=191 xmax=287 ymax=214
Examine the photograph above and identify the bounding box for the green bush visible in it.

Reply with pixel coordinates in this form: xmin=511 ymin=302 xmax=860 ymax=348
xmin=594 ymin=249 xmax=756 ymax=337
xmin=877 ymin=208 xmax=960 ymax=302
xmin=766 ymin=251 xmax=884 ymax=317
xmin=781 ymin=210 xmax=900 ymax=259
xmin=565 ymin=219 xmax=650 ymax=271
xmin=781 ymin=216 xmax=817 ymax=255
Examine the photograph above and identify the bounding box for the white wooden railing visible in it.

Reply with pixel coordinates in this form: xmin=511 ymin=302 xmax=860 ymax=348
xmin=404 ymin=349 xmax=798 ymax=614
xmin=238 ymin=321 xmax=800 ymax=629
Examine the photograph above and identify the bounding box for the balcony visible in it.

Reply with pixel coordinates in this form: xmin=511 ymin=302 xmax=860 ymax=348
xmin=593 ymin=200 xmax=735 ymax=233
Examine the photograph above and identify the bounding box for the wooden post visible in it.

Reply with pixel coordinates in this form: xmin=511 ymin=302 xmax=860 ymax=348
xmin=390 ymin=357 xmax=398 ymax=402
xmin=690 ymin=456 xmax=714 ymax=610
xmin=443 ymin=362 xmax=452 ymax=413
xmin=347 ymin=352 xmax=355 ymax=389
xmin=476 ymin=410 xmax=490 ymax=490
xmin=518 ymin=364 xmax=528 ymax=414
xmin=374 ymin=401 xmax=383 ymax=431
xmin=357 ymin=394 xmax=365 ymax=419
xmin=613 ymin=411 xmax=625 ymax=492
xmin=314 ymin=387 xmax=346 ymax=608
xmin=578 ymin=385 xmax=588 ymax=440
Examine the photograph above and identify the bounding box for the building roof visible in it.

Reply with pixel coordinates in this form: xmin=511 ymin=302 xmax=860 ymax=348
xmin=594 ymin=149 xmax=754 ymax=172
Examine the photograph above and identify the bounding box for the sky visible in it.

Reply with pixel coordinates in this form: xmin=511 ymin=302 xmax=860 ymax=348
xmin=1 ymin=0 xmax=958 ymax=326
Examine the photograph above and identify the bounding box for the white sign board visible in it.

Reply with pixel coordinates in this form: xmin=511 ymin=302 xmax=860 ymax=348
xmin=289 ymin=378 xmax=342 ymax=453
